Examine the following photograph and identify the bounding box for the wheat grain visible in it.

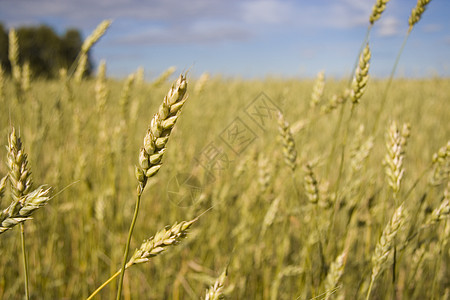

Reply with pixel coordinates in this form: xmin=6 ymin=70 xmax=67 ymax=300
xmin=74 ymin=53 xmax=88 ymax=83
xmin=324 ymin=249 xmax=348 ymax=300
xmin=310 ymin=70 xmax=325 ymax=108
xmin=0 ymin=175 xmax=8 ymax=203
xmin=136 ymin=74 xmax=188 ymax=192
xmin=367 ymin=203 xmax=405 ymax=298
xmin=205 ymin=268 xmax=227 ymax=300
xmin=320 ymin=89 xmax=350 ymax=114
xmin=258 ymin=153 xmax=272 ymax=195
xmin=194 ymin=72 xmax=210 ymax=94
xmin=350 ymin=44 xmax=371 ymax=104
xmin=95 ymin=60 xmax=108 ymax=112
xmin=424 ymin=184 xmax=449 ymax=226
xmin=369 ymin=0 xmax=390 ymax=25
xmin=303 ymin=162 xmax=319 ymax=204
xmin=277 ymin=111 xmax=297 ymax=172
xmin=409 ymin=0 xmax=432 ymax=29
xmin=429 ymin=141 xmax=449 ymax=186
xmin=8 ymin=28 xmax=21 ymax=83
xmin=0 ymin=186 xmax=51 ymax=234
xmin=0 ymin=64 xmax=5 ymax=102
xmin=384 ymin=121 xmax=407 ymax=199
xmin=127 ymin=218 xmax=197 ymax=266
xmin=74 ymin=20 xmax=112 ymax=82
xmin=21 ymin=61 xmax=31 ymax=94
xmin=120 ymin=74 xmax=135 ymax=121
xmin=81 ymin=20 xmax=112 ymax=54
xmin=261 ymin=196 xmax=281 ymax=236
xmin=7 ymin=128 xmax=33 ymax=202
xmin=135 ymin=66 xmax=145 ymax=86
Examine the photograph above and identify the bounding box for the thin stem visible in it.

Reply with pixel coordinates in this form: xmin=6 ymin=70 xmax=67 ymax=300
xmin=325 ymin=25 xmax=371 ymax=178
xmin=20 ymin=223 xmax=30 ymax=300
xmin=116 ymin=189 xmax=142 ymax=300
xmin=366 ymin=277 xmax=374 ymax=300
xmin=371 ymin=30 xmax=411 ymax=136
xmin=327 ymin=104 xmax=355 ymax=242
xmin=87 ymin=270 xmax=122 ymax=300
xmin=325 ymin=103 xmax=346 ymax=177
xmin=334 ymin=104 xmax=355 ymax=193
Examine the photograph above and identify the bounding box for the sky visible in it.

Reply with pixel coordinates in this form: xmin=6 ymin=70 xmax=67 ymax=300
xmin=1 ymin=0 xmax=449 ymax=79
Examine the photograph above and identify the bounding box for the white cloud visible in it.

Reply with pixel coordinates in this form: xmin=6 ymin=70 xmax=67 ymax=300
xmin=0 ymin=0 xmax=401 ymax=44
xmin=422 ymin=24 xmax=442 ymax=33
xmin=377 ymin=16 xmax=401 ymax=37
xmin=241 ymin=0 xmax=294 ymax=24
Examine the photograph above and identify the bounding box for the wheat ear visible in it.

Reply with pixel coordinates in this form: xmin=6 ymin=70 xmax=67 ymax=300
xmin=350 ymin=44 xmax=371 ymax=104
xmin=136 ymin=74 xmax=188 ymax=192
xmin=194 ymin=72 xmax=210 ymax=94
xmin=73 ymin=20 xmax=112 ymax=81
xmin=1 ymin=128 xmax=51 ymax=232
xmin=429 ymin=141 xmax=449 ymax=186
xmin=205 ymin=268 xmax=228 ymax=300
xmin=369 ymin=0 xmax=391 ymax=25
xmin=88 ymin=218 xmax=196 ymax=300
xmin=304 ymin=162 xmax=319 ymax=204
xmin=0 ymin=64 xmax=5 ymax=102
xmin=310 ymin=70 xmax=325 ymax=108
xmin=117 ymin=74 xmax=188 ymax=300
xmin=324 ymin=249 xmax=348 ymax=300
xmin=409 ymin=0 xmax=432 ymax=30
xmin=0 ymin=187 xmax=51 ymax=234
xmin=366 ymin=203 xmax=405 ymax=300
xmin=277 ymin=111 xmax=297 ymax=172
xmin=384 ymin=121 xmax=409 ymax=201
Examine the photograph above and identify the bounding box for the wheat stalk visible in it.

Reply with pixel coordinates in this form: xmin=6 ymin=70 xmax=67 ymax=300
xmin=117 ymin=74 xmax=188 ymax=299
xmin=304 ymin=162 xmax=319 ymax=204
xmin=424 ymin=184 xmax=449 ymax=226
xmin=194 ymin=72 xmax=210 ymax=94
xmin=21 ymin=61 xmax=31 ymax=94
xmin=0 ymin=186 xmax=51 ymax=234
xmin=0 ymin=175 xmax=8 ymax=204
xmin=0 ymin=64 xmax=5 ymax=102
xmin=369 ymin=0 xmax=391 ymax=25
xmin=261 ymin=196 xmax=281 ymax=237
xmin=7 ymin=128 xmax=33 ymax=202
xmin=258 ymin=153 xmax=272 ymax=195
xmin=277 ymin=111 xmax=297 ymax=172
xmin=350 ymin=44 xmax=371 ymax=104
xmin=324 ymin=249 xmax=348 ymax=300
xmin=119 ymin=74 xmax=135 ymax=121
xmin=74 ymin=54 xmax=88 ymax=83
xmin=408 ymin=0 xmax=432 ymax=30
xmin=320 ymin=89 xmax=350 ymax=115
xmin=384 ymin=121 xmax=408 ymax=200
xmin=136 ymin=74 xmax=188 ymax=192
xmin=152 ymin=66 xmax=176 ymax=88
xmin=8 ymin=28 xmax=21 ymax=83
xmin=310 ymin=70 xmax=325 ymax=108
xmin=135 ymin=66 xmax=145 ymax=86
xmin=81 ymin=20 xmax=112 ymax=54
xmin=73 ymin=20 xmax=112 ymax=81
xmin=88 ymin=218 xmax=196 ymax=300
xmin=205 ymin=268 xmax=227 ymax=300
xmin=429 ymin=141 xmax=449 ymax=186
xmin=367 ymin=203 xmax=405 ymax=299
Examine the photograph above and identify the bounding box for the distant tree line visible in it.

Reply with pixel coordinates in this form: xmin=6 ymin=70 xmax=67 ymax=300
xmin=0 ymin=23 xmax=93 ymax=78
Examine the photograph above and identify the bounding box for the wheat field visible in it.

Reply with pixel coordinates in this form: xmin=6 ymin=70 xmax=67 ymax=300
xmin=0 ymin=1 xmax=449 ymax=299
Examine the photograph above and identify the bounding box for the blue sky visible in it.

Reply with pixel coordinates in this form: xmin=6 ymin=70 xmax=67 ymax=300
xmin=1 ymin=0 xmax=449 ymax=79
